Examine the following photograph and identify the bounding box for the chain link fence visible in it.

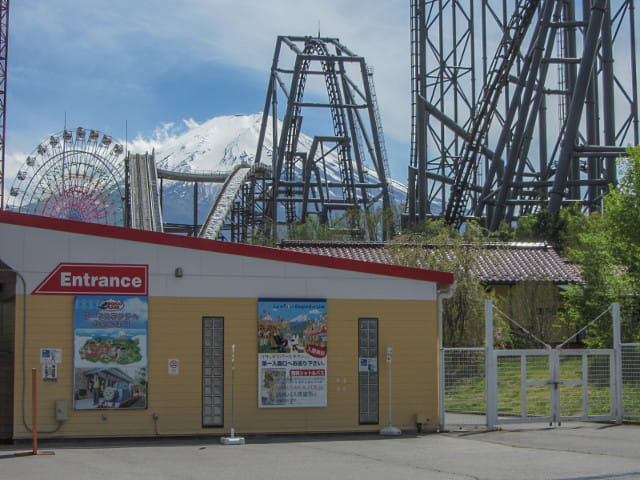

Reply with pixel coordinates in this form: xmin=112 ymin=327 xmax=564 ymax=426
xmin=442 ymin=348 xmax=485 ymax=414
xmin=622 ymin=344 xmax=640 ymax=420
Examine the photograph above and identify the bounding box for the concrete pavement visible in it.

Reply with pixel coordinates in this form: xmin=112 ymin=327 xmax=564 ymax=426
xmin=1 ymin=423 xmax=639 ymax=480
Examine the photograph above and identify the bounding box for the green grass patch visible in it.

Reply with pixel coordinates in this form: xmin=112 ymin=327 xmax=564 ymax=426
xmin=444 ymin=353 xmax=640 ymax=418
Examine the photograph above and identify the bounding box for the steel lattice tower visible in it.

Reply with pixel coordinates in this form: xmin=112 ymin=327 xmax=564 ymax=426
xmin=0 ymin=0 xmax=8 ymax=211
xmin=254 ymin=36 xmax=393 ymax=240
xmin=407 ymin=0 xmax=639 ymax=229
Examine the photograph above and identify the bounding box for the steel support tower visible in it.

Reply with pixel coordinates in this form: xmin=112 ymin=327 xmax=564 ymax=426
xmin=407 ymin=0 xmax=639 ymax=229
xmin=254 ymin=35 xmax=393 ymax=240
xmin=0 ymin=0 xmax=8 ymax=211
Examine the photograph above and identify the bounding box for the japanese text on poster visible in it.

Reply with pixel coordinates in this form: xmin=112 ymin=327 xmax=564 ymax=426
xmin=258 ymin=299 xmax=327 ymax=408
xmin=73 ymin=296 xmax=148 ymax=410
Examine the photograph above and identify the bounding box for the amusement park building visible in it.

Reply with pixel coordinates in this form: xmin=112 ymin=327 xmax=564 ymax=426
xmin=0 ymin=211 xmax=453 ymax=440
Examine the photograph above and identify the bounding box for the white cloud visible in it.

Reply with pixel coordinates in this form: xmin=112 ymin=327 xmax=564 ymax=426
xmin=5 ymin=1 xmax=414 ymax=204
xmin=11 ymin=0 xmax=411 ymax=137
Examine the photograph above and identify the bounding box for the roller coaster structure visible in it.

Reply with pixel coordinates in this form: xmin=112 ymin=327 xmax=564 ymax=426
xmin=407 ymin=0 xmax=639 ymax=230
xmin=254 ymin=36 xmax=393 ymax=240
xmin=126 ymin=36 xmax=395 ymax=242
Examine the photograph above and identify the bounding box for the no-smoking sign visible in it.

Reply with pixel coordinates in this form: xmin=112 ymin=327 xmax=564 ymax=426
xmin=168 ymin=358 xmax=180 ymax=375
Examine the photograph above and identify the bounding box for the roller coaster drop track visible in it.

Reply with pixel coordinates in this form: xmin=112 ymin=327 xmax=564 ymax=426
xmin=255 ymin=36 xmax=393 ymax=240
xmin=126 ymin=152 xmax=272 ymax=241
xmin=408 ymin=0 xmax=639 ymax=230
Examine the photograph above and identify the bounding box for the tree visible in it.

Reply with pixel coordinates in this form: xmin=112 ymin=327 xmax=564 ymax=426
xmin=561 ymin=147 xmax=640 ymax=347
xmin=390 ymin=220 xmax=492 ymax=347
xmin=605 ymin=146 xmax=640 ymax=284
xmin=513 ymin=204 xmax=587 ymax=256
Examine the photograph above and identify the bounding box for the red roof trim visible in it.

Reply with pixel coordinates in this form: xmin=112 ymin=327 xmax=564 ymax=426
xmin=0 ymin=211 xmax=454 ymax=285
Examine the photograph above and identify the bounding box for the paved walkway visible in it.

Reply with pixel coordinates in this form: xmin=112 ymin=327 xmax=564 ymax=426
xmin=1 ymin=423 xmax=639 ymax=480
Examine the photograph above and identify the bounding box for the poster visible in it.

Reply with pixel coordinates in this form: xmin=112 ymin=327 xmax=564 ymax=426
xmin=73 ymin=296 xmax=148 ymax=409
xmin=258 ymin=299 xmax=327 ymax=408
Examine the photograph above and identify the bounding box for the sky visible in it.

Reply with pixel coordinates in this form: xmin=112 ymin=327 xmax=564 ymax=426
xmin=3 ymin=0 xmax=412 ymax=201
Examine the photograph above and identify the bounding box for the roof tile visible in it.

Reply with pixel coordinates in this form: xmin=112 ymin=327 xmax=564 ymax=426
xmin=278 ymin=241 xmax=582 ymax=284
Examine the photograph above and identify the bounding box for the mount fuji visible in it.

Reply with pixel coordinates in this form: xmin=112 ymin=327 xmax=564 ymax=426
xmin=128 ymin=113 xmax=408 ymax=227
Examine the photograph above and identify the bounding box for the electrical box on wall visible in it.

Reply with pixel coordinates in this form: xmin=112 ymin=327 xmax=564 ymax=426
xmin=55 ymin=399 xmax=68 ymax=421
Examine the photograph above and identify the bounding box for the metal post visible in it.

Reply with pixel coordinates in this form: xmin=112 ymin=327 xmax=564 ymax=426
xmin=193 ymin=182 xmax=198 ymax=235
xmin=549 ymin=0 xmax=608 ymax=214
xmin=221 ymin=344 xmax=244 ymax=445
xmin=380 ymin=347 xmax=401 ymax=435
xmin=600 ymin=2 xmax=616 ymax=188
xmin=388 ymin=352 xmax=392 ymax=424
xmin=550 ymin=348 xmax=560 ymax=426
xmin=231 ymin=344 xmax=235 ymax=437
xmin=612 ymin=303 xmax=623 ymax=424
xmin=32 ymin=368 xmax=37 ymax=454
xmin=485 ymin=300 xmax=497 ymax=431
xmin=0 ymin=0 xmax=8 ymax=212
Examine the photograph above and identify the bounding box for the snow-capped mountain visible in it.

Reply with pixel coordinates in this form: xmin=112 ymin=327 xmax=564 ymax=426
xmin=128 ymin=113 xmax=407 ymax=226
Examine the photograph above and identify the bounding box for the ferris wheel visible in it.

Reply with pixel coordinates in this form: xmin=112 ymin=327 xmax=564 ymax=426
xmin=7 ymin=127 xmax=126 ymax=225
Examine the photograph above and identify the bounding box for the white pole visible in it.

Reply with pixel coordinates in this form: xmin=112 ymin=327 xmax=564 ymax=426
xmin=612 ymin=303 xmax=623 ymax=424
xmin=485 ymin=300 xmax=497 ymax=431
xmin=380 ymin=347 xmax=401 ymax=435
xmin=230 ymin=344 xmax=236 ymax=438
xmin=388 ymin=351 xmax=393 ymax=427
xmin=221 ymin=344 xmax=245 ymax=445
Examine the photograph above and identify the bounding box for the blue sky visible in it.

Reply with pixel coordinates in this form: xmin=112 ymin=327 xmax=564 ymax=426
xmin=4 ymin=0 xmax=411 ymax=194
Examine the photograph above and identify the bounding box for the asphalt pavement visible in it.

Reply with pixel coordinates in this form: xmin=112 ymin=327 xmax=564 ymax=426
xmin=1 ymin=422 xmax=639 ymax=480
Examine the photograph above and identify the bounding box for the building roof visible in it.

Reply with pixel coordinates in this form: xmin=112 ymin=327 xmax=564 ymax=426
xmin=277 ymin=240 xmax=582 ymax=285
xmin=0 ymin=211 xmax=454 ymax=286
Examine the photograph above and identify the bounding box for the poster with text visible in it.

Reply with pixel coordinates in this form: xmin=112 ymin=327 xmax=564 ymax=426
xmin=258 ymin=299 xmax=327 ymax=408
xmin=73 ymin=296 xmax=148 ymax=410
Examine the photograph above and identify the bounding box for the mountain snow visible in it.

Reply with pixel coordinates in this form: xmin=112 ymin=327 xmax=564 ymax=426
xmin=130 ymin=114 xmax=265 ymax=173
xmin=129 ymin=113 xmax=407 ymax=226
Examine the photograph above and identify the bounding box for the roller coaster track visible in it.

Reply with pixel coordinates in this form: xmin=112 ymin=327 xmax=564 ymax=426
xmin=279 ymin=38 xmax=357 ymax=224
xmin=128 ymin=152 xmax=163 ymax=231
xmin=155 ymin=168 xmax=228 ymax=183
xmin=198 ymin=164 xmax=255 ymax=240
xmin=443 ymin=0 xmax=541 ymax=228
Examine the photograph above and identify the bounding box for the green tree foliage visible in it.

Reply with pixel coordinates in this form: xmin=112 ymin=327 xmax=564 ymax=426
xmin=390 ymin=219 xmax=491 ymax=347
xmin=279 ymin=206 xmax=398 ymax=243
xmin=513 ymin=204 xmax=586 ymax=255
xmin=562 ymin=147 xmax=640 ymax=346
xmin=605 ymin=146 xmax=640 ymax=284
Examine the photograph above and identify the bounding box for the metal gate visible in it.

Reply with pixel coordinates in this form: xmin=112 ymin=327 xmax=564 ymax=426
xmin=493 ymin=349 xmax=615 ymax=425
xmin=441 ymin=302 xmax=636 ymax=431
xmin=622 ymin=342 xmax=640 ymax=420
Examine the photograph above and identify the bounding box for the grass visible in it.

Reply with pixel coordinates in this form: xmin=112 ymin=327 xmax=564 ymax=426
xmin=445 ymin=352 xmax=640 ymax=419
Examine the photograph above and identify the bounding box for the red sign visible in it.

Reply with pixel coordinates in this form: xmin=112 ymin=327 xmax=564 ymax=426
xmin=33 ymin=263 xmax=148 ymax=296
xmin=305 ymin=345 xmax=327 ymax=359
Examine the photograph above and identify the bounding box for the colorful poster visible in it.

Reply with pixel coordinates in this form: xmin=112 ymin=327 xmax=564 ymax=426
xmin=258 ymin=299 xmax=327 ymax=408
xmin=73 ymin=296 xmax=148 ymax=410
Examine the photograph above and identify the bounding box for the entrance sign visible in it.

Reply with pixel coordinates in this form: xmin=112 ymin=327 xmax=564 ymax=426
xmin=258 ymin=299 xmax=327 ymax=408
xmin=73 ymin=296 xmax=148 ymax=410
xmin=33 ymin=263 xmax=148 ymax=296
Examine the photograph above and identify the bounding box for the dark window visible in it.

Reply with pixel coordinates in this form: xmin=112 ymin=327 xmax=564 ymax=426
xmin=359 ymin=318 xmax=379 ymax=424
xmin=202 ymin=317 xmax=224 ymax=427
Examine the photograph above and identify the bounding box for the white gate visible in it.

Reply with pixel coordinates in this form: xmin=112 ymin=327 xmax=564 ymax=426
xmin=622 ymin=342 xmax=640 ymax=420
xmin=440 ymin=302 xmax=634 ymax=431
xmin=493 ymin=348 xmax=616 ymax=425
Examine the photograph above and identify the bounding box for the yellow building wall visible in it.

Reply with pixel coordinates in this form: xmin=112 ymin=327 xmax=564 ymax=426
xmin=13 ymin=295 xmax=439 ymax=439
